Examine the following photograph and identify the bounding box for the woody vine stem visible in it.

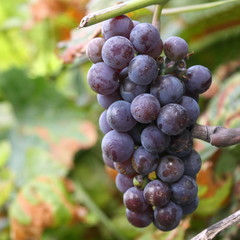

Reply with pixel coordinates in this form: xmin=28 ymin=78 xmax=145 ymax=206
xmin=79 ymin=0 xmax=240 ymax=239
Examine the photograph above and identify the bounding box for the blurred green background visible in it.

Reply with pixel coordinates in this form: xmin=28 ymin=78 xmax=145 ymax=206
xmin=0 ymin=0 xmax=240 ymax=239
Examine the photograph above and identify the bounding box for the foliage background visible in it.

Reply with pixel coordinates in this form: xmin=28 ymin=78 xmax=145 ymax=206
xmin=0 ymin=0 xmax=240 ymax=239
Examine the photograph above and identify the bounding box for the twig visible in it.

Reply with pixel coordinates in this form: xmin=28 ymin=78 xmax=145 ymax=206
xmin=191 ymin=210 xmax=240 ymax=240
xmin=192 ymin=124 xmax=240 ymax=147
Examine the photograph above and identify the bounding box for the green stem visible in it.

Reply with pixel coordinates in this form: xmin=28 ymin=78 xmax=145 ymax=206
xmin=162 ymin=0 xmax=239 ymax=16
xmin=74 ymin=183 xmax=127 ymax=240
xmin=152 ymin=4 xmax=164 ymax=30
xmin=79 ymin=0 xmax=169 ymax=28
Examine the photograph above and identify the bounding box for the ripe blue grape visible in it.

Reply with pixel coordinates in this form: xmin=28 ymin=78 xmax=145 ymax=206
xmin=97 ymin=91 xmax=121 ymax=109
xmin=102 ymin=36 xmax=134 ymax=69
xmin=143 ymin=179 xmax=171 ymax=207
xmin=88 ymin=62 xmax=119 ymax=95
xmin=128 ymin=55 xmax=158 ymax=85
xmin=99 ymin=110 xmax=112 ymax=134
xmin=150 ymin=75 xmax=185 ymax=105
xmin=185 ymin=65 xmax=212 ymax=94
xmin=107 ymin=100 xmax=136 ymax=132
xmin=130 ymin=23 xmax=163 ymax=56
xmin=120 ymin=77 xmax=147 ymax=102
xmin=157 ymin=104 xmax=188 ymax=136
xmin=116 ymin=173 xmax=134 ymax=193
xmin=181 ymin=196 xmax=199 ymax=215
xmin=163 ymin=36 xmax=188 ymax=62
xmin=126 ymin=207 xmax=153 ymax=228
xmin=86 ymin=37 xmax=105 ymax=63
xmin=123 ymin=187 xmax=149 ymax=212
xmin=128 ymin=123 xmax=147 ymax=145
xmin=114 ymin=158 xmax=137 ymax=176
xmin=102 ymin=152 xmax=115 ymax=169
xmin=131 ymin=93 xmax=160 ymax=124
xmin=156 ymin=155 xmax=184 ymax=183
xmin=141 ymin=125 xmax=170 ymax=153
xmin=101 ymin=15 xmax=134 ymax=40
xmin=154 ymin=201 xmax=183 ymax=231
xmin=101 ymin=130 xmax=134 ymax=162
xmin=132 ymin=146 xmax=159 ymax=175
xmin=171 ymin=175 xmax=198 ymax=205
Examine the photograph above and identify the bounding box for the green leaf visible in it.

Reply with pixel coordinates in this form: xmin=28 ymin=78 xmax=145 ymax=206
xmin=0 ymin=141 xmax=11 ymax=168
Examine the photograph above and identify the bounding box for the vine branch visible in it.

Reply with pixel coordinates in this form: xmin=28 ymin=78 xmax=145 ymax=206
xmin=191 ymin=210 xmax=240 ymax=240
xmin=192 ymin=124 xmax=240 ymax=147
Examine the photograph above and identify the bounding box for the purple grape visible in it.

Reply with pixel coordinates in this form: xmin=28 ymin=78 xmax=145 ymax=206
xmin=101 ymin=15 xmax=134 ymax=40
xmin=146 ymin=41 xmax=164 ymax=58
xmin=132 ymin=146 xmax=159 ymax=175
xmin=102 ymin=152 xmax=115 ymax=169
xmin=130 ymin=93 xmax=160 ymax=124
xmin=123 ymin=187 xmax=149 ymax=212
xmin=156 ymin=155 xmax=184 ymax=183
xmin=99 ymin=110 xmax=112 ymax=134
xmin=167 ymin=130 xmax=193 ymax=157
xmin=157 ymin=103 xmax=188 ymax=136
xmin=126 ymin=207 xmax=153 ymax=228
xmin=97 ymin=91 xmax=121 ymax=109
xmin=116 ymin=173 xmax=134 ymax=193
xmin=163 ymin=36 xmax=188 ymax=61
xmin=128 ymin=123 xmax=147 ymax=145
xmin=184 ymin=65 xmax=212 ymax=94
xmin=102 ymin=36 xmax=134 ymax=69
xmin=143 ymin=179 xmax=171 ymax=207
xmin=101 ymin=130 xmax=134 ymax=162
xmin=86 ymin=37 xmax=105 ymax=63
xmin=114 ymin=158 xmax=137 ymax=176
xmin=130 ymin=23 xmax=163 ymax=56
xmin=182 ymin=150 xmax=202 ymax=178
xmin=107 ymin=100 xmax=136 ymax=132
xmin=87 ymin=62 xmax=119 ymax=95
xmin=120 ymin=77 xmax=147 ymax=102
xmin=132 ymin=20 xmax=140 ymax=27
xmin=128 ymin=55 xmax=158 ymax=85
xmin=171 ymin=175 xmax=198 ymax=205
xmin=181 ymin=196 xmax=199 ymax=215
xmin=141 ymin=125 xmax=170 ymax=153
xmin=179 ymin=96 xmax=200 ymax=126
xmin=119 ymin=67 xmax=128 ymax=80
xmin=150 ymin=75 xmax=185 ymax=105
xmin=154 ymin=201 xmax=183 ymax=231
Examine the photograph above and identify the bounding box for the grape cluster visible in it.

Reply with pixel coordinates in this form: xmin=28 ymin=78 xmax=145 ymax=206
xmin=86 ymin=15 xmax=212 ymax=231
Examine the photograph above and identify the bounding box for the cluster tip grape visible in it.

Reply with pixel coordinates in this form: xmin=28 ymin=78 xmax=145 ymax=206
xmin=86 ymin=14 xmax=212 ymax=231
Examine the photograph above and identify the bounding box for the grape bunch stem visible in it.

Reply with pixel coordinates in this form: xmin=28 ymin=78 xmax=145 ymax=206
xmin=192 ymin=124 xmax=240 ymax=147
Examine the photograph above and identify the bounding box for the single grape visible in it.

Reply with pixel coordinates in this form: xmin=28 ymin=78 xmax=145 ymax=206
xmin=102 ymin=152 xmax=115 ymax=169
xmin=150 ymin=75 xmax=184 ymax=105
xmin=157 ymin=103 xmax=188 ymax=136
xmin=102 ymin=36 xmax=134 ymax=69
xmin=132 ymin=146 xmax=159 ymax=175
xmin=131 ymin=93 xmax=160 ymax=124
xmin=126 ymin=207 xmax=153 ymax=228
xmin=116 ymin=173 xmax=134 ymax=193
xmin=120 ymin=77 xmax=147 ymax=102
xmin=167 ymin=129 xmax=193 ymax=158
xmin=87 ymin=62 xmax=119 ymax=95
xmin=154 ymin=201 xmax=183 ymax=231
xmin=130 ymin=23 xmax=163 ymax=56
xmin=181 ymin=196 xmax=199 ymax=215
xmin=184 ymin=65 xmax=212 ymax=94
xmin=107 ymin=100 xmax=136 ymax=132
xmin=141 ymin=125 xmax=170 ymax=153
xmin=97 ymin=90 xmax=121 ymax=109
xmin=143 ymin=179 xmax=171 ymax=207
xmin=128 ymin=55 xmax=158 ymax=85
xmin=132 ymin=20 xmax=140 ymax=27
xmin=171 ymin=175 xmax=198 ymax=205
xmin=128 ymin=123 xmax=147 ymax=145
xmin=182 ymin=150 xmax=202 ymax=178
xmin=184 ymin=90 xmax=199 ymax=102
xmin=101 ymin=130 xmax=134 ymax=162
xmin=123 ymin=187 xmax=149 ymax=212
xmin=99 ymin=110 xmax=112 ymax=134
xmin=101 ymin=15 xmax=134 ymax=40
xmin=86 ymin=37 xmax=105 ymax=63
xmin=163 ymin=36 xmax=188 ymax=61
xmin=119 ymin=67 xmax=128 ymax=80
xmin=114 ymin=158 xmax=137 ymax=176
xmin=179 ymin=96 xmax=200 ymax=126
xmin=156 ymin=155 xmax=184 ymax=183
